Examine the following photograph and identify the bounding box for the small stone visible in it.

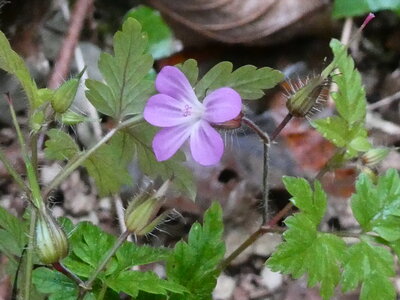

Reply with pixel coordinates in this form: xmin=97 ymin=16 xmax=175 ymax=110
xmin=260 ymin=266 xmax=283 ymax=292
xmin=213 ymin=273 xmax=236 ymax=300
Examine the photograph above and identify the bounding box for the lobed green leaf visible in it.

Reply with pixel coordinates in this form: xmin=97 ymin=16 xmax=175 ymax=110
xmin=267 ymin=214 xmax=346 ymax=300
xmin=351 ymin=169 xmax=400 ymax=241
xmin=167 ymin=203 xmax=225 ymax=300
xmin=330 ymin=39 xmax=367 ymax=124
xmin=341 ymin=241 xmax=395 ymax=300
xmin=282 ymin=177 xmax=327 ymax=224
xmin=0 ymin=207 xmax=26 ymax=261
xmin=44 ymin=129 xmax=80 ymax=160
xmin=86 ymin=18 xmax=155 ymax=120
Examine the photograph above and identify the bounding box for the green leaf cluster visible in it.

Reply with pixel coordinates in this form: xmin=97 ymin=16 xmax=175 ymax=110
xmin=178 ymin=59 xmax=284 ymax=100
xmin=333 ymin=0 xmax=400 ymax=18
xmin=313 ymin=39 xmax=371 ymax=158
xmin=166 ymin=202 xmax=226 ymax=300
xmin=33 ymin=220 xmax=183 ymax=299
xmin=267 ymin=173 xmax=399 ymax=300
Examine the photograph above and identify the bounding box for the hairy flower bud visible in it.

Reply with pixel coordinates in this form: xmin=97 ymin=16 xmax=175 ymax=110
xmin=35 ymin=209 xmax=69 ymax=264
xmin=125 ymin=180 xmax=170 ymax=236
xmin=361 ymin=148 xmax=390 ymax=167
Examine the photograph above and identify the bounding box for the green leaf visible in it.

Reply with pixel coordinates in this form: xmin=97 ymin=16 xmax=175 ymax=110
xmin=330 ymin=39 xmax=367 ymax=124
xmin=83 ymin=142 xmax=132 ymax=196
xmin=333 ymin=0 xmax=400 ymax=18
xmin=267 ymin=214 xmax=346 ymax=300
xmin=64 ymin=221 xmax=168 ymax=278
xmin=177 ymin=59 xmax=198 ymax=86
xmin=195 ymin=62 xmax=233 ymax=99
xmin=0 ymin=31 xmax=39 ymax=108
xmin=312 ymin=116 xmax=368 ymax=153
xmin=167 ymin=203 xmax=225 ymax=300
xmin=32 ymin=267 xmax=79 ymax=300
xmin=194 ymin=62 xmax=283 ymax=100
xmin=86 ymin=18 xmax=154 ymax=120
xmin=106 ymin=271 xmax=187 ymax=297
xmin=0 ymin=206 xmax=26 ymax=260
xmin=282 ymin=177 xmax=327 ymax=224
xmin=226 ymin=65 xmax=284 ymax=100
xmin=125 ymin=5 xmax=174 ymax=60
xmin=125 ymin=124 xmax=196 ymax=199
xmin=44 ymin=129 xmax=80 ymax=160
xmin=351 ymin=169 xmax=400 ymax=241
xmin=341 ymin=241 xmax=395 ymax=300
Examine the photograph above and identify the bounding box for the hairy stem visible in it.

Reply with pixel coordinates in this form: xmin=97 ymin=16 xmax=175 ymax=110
xmin=0 ymin=148 xmax=28 ymax=193
xmin=270 ymin=113 xmax=292 ymax=141
xmin=242 ymin=117 xmax=270 ymax=224
xmin=43 ymin=115 xmax=144 ymax=199
xmin=52 ymin=262 xmax=84 ymax=286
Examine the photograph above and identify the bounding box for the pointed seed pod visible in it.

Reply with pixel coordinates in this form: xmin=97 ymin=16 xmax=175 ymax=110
xmin=125 ymin=180 xmax=170 ymax=236
xmin=35 ymin=209 xmax=69 ymax=264
xmin=285 ymin=76 xmax=331 ymax=118
xmin=51 ymin=78 xmax=79 ymax=113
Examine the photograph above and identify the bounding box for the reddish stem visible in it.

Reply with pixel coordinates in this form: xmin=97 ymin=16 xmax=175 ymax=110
xmin=270 ymin=113 xmax=292 ymax=141
xmin=48 ymin=0 xmax=94 ymax=89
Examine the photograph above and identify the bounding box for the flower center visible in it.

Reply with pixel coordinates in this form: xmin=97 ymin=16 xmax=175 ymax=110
xmin=182 ymin=104 xmax=192 ymax=117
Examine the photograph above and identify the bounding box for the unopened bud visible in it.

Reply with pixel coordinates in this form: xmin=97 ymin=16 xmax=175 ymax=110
xmin=35 ymin=209 xmax=69 ymax=264
xmin=125 ymin=180 xmax=170 ymax=236
xmin=213 ymin=112 xmax=243 ymax=130
xmin=51 ymin=78 xmax=79 ymax=113
xmin=361 ymin=148 xmax=390 ymax=167
xmin=360 ymin=166 xmax=378 ymax=184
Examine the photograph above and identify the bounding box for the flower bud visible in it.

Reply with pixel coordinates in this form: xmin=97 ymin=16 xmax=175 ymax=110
xmin=125 ymin=180 xmax=170 ymax=236
xmin=51 ymin=78 xmax=79 ymax=113
xmin=361 ymin=148 xmax=390 ymax=167
xmin=360 ymin=166 xmax=378 ymax=184
xmin=35 ymin=209 xmax=69 ymax=264
xmin=285 ymin=76 xmax=329 ymax=118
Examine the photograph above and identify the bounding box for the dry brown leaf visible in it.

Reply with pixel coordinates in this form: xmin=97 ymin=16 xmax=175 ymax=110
xmin=148 ymin=0 xmax=330 ymax=45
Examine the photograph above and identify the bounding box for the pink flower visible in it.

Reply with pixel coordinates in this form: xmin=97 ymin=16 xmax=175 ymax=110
xmin=144 ymin=66 xmax=242 ymax=166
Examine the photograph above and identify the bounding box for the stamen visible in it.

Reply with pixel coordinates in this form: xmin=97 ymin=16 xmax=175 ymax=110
xmin=182 ymin=104 xmax=192 ymax=117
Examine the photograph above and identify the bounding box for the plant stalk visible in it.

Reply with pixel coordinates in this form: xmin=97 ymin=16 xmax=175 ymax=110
xmin=43 ymin=115 xmax=144 ymax=199
xmin=23 ymin=207 xmax=37 ymax=300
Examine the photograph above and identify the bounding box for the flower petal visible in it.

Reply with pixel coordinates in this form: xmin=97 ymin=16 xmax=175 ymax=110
xmin=155 ymin=66 xmax=199 ymax=106
xmin=190 ymin=121 xmax=224 ymax=166
xmin=203 ymin=87 xmax=242 ymax=123
xmin=152 ymin=124 xmax=193 ymax=161
xmin=144 ymin=94 xmax=193 ymax=127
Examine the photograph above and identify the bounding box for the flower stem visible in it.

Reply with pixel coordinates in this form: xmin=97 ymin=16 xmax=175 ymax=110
xmin=43 ymin=115 xmax=144 ymax=199
xmin=242 ymin=117 xmax=270 ymax=224
xmin=270 ymin=113 xmax=292 ymax=141
xmin=52 ymin=262 xmax=84 ymax=286
xmin=23 ymin=207 xmax=37 ymax=299
xmin=79 ymin=230 xmax=131 ymax=296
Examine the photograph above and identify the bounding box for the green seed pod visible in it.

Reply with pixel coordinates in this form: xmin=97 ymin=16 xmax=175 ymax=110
xmin=361 ymin=148 xmax=390 ymax=167
xmin=35 ymin=209 xmax=69 ymax=264
xmin=285 ymin=76 xmax=330 ymax=118
xmin=58 ymin=110 xmax=89 ymax=125
xmin=51 ymin=78 xmax=79 ymax=113
xmin=125 ymin=180 xmax=170 ymax=236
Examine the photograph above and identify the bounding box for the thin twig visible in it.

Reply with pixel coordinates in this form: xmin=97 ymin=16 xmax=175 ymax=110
xmin=48 ymin=0 xmax=94 ymax=89
xmin=367 ymin=90 xmax=400 ymax=111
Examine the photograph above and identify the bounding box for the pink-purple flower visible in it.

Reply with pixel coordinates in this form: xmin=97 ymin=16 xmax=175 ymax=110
xmin=144 ymin=66 xmax=242 ymax=166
